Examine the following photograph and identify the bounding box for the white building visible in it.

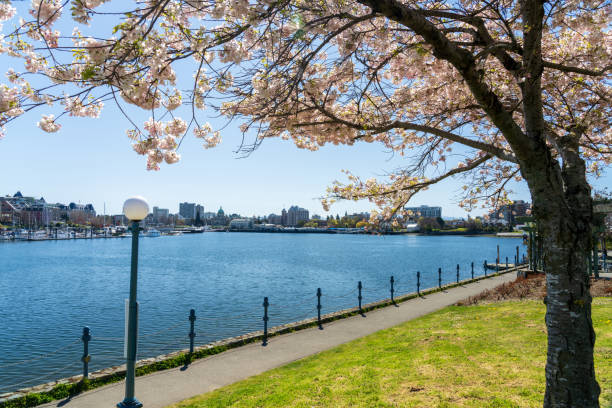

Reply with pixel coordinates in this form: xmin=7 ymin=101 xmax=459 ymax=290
xmin=405 ymin=205 xmax=442 ymax=219
xmin=229 ymin=218 xmax=254 ymax=230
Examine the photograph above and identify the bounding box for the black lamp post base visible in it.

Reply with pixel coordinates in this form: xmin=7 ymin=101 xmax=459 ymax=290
xmin=117 ymin=398 xmax=143 ymax=408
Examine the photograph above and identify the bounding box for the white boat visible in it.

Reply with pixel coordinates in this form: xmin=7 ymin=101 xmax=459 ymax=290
xmin=55 ymin=230 xmax=71 ymax=239
xmin=31 ymin=230 xmax=48 ymax=240
xmin=144 ymin=229 xmax=161 ymax=237
xmin=14 ymin=229 xmax=30 ymax=240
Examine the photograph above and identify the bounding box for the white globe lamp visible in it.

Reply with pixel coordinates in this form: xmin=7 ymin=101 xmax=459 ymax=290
xmin=123 ymin=196 xmax=150 ymax=221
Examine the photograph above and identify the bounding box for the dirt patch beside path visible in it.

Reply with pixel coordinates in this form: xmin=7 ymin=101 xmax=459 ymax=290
xmin=457 ymin=273 xmax=612 ymax=306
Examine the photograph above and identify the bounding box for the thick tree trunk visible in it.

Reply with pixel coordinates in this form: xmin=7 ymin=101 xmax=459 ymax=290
xmin=523 ymin=140 xmax=600 ymax=407
xmin=540 ymin=214 xmax=600 ymax=407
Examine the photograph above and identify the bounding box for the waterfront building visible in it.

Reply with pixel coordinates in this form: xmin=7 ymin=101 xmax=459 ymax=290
xmin=285 ymin=206 xmax=309 ymax=226
xmin=405 ymin=205 xmax=442 ymax=219
xmin=68 ymin=203 xmax=96 ymax=224
xmin=254 ymin=223 xmax=280 ymax=231
xmin=195 ymin=204 xmax=204 ymax=218
xmin=1 ymin=192 xmax=86 ymax=226
xmin=268 ymin=213 xmax=282 ymax=225
xmin=489 ymin=200 xmax=531 ymax=226
xmin=112 ymin=214 xmax=128 ymax=225
xmin=152 ymin=206 xmax=170 ymax=223
xmin=281 ymin=208 xmax=288 ymax=226
xmin=179 ymin=202 xmax=196 ymax=222
xmin=309 ymin=219 xmax=328 ymax=227
xmin=0 ymin=199 xmax=19 ymax=225
xmin=229 ymin=218 xmax=254 ymax=230
xmin=446 ymin=218 xmax=467 ymax=228
xmin=210 ymin=207 xmax=229 ymax=226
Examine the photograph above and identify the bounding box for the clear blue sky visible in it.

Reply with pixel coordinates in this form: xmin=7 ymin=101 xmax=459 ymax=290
xmin=0 ymin=4 xmax=609 ymax=218
xmin=2 ymin=103 xmax=533 ymax=218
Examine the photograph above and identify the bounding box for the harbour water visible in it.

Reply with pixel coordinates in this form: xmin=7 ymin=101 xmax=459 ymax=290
xmin=0 ymin=233 xmax=522 ymax=392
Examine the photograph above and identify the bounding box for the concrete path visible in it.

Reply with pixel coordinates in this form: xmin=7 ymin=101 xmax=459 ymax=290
xmin=41 ymin=272 xmax=517 ymax=408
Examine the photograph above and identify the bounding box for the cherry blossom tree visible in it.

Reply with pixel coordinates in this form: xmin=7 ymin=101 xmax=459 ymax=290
xmin=0 ymin=0 xmax=610 ymax=405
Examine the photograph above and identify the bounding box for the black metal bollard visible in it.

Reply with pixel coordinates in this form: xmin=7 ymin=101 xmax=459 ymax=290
xmin=456 ymin=264 xmax=459 ymax=283
xmin=516 ymin=246 xmax=519 ymax=266
xmin=390 ymin=276 xmax=395 ymax=304
xmin=416 ymin=271 xmax=421 ymax=296
xmin=262 ymin=297 xmax=269 ymax=346
xmin=358 ymin=281 xmax=363 ymax=313
xmin=497 ymin=245 xmax=500 ymax=265
xmin=317 ymin=288 xmax=322 ymax=329
xmin=471 ymin=262 xmax=474 ymax=279
xmin=438 ymin=267 xmax=441 ymax=289
xmin=506 ymin=257 xmax=508 ymax=269
xmin=81 ymin=327 xmax=91 ymax=379
xmin=189 ymin=309 xmax=196 ymax=354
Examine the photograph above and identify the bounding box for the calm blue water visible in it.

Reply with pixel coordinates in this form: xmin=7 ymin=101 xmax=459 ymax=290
xmin=0 ymin=233 xmax=522 ymax=392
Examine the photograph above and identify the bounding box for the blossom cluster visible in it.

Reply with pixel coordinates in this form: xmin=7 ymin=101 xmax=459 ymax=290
xmin=0 ymin=0 xmax=608 ymax=214
xmin=130 ymin=117 xmax=188 ymax=170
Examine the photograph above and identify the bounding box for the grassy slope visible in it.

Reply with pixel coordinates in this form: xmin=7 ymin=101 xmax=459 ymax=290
xmin=170 ymin=299 xmax=612 ymax=408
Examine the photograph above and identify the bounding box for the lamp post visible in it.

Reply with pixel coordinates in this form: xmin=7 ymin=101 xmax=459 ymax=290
xmin=118 ymin=197 xmax=149 ymax=408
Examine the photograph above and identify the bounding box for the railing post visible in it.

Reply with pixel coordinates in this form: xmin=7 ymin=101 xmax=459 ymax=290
xmin=456 ymin=264 xmax=459 ymax=283
xmin=390 ymin=276 xmax=395 ymax=304
xmin=416 ymin=271 xmax=420 ymax=296
xmin=188 ymin=309 xmax=196 ymax=354
xmin=484 ymin=260 xmax=488 ymax=276
xmin=357 ymin=281 xmax=363 ymax=313
xmin=438 ymin=267 xmax=441 ymax=288
xmin=516 ymin=246 xmax=519 ymax=266
xmin=506 ymin=257 xmax=508 ymax=270
xmin=471 ymin=262 xmax=474 ymax=279
xmin=81 ymin=327 xmax=91 ymax=380
xmin=317 ymin=288 xmax=322 ymax=329
xmin=262 ymin=297 xmax=269 ymax=346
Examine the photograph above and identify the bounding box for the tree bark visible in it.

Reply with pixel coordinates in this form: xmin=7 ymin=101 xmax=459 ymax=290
xmin=522 ymin=140 xmax=600 ymax=407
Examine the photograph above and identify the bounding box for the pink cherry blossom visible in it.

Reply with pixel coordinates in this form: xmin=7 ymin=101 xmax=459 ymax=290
xmin=37 ymin=114 xmax=61 ymax=132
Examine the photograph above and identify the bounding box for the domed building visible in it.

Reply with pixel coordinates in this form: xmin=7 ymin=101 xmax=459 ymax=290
xmin=211 ymin=207 xmax=228 ymax=226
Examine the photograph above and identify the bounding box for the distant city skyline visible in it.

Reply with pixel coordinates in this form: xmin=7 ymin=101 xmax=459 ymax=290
xmin=1 ymin=99 xmax=609 ymax=220
xmin=1 ymin=189 xmax=522 ymax=220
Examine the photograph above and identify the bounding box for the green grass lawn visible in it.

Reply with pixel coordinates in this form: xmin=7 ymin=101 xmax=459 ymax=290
xmin=169 ymin=299 xmax=612 ymax=408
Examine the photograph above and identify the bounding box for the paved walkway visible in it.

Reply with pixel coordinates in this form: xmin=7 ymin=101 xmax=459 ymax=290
xmin=41 ymin=272 xmax=517 ymax=408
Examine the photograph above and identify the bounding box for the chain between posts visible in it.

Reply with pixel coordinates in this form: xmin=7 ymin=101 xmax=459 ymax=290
xmin=0 ymin=339 xmax=81 ymax=369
